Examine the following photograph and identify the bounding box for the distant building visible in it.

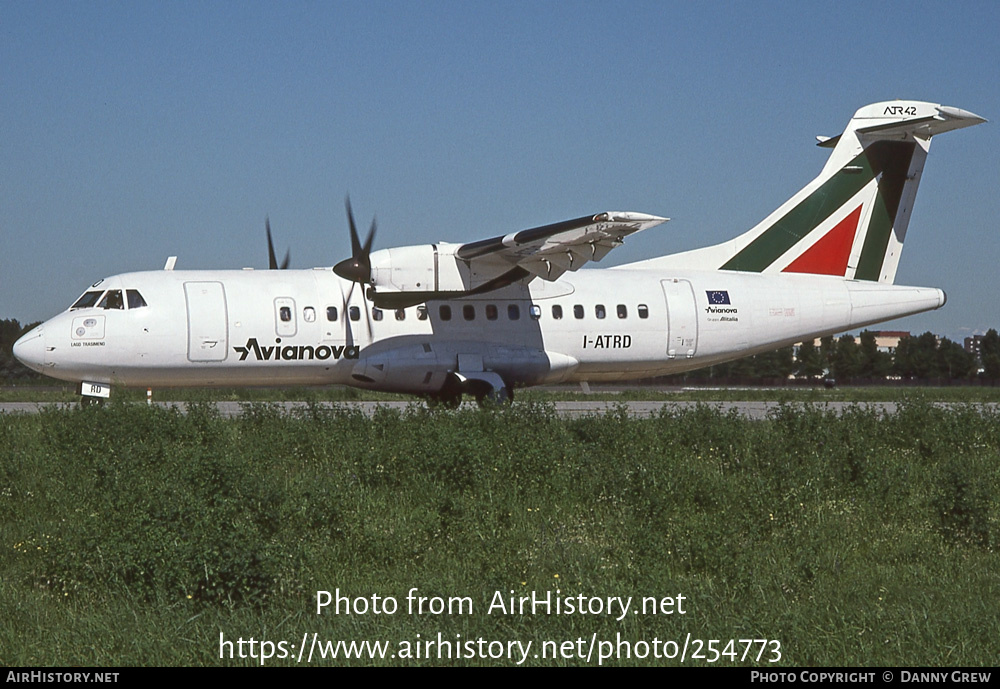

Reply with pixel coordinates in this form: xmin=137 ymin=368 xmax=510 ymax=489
xmin=798 ymin=331 xmax=910 ymax=353
xmin=964 ymin=335 xmax=984 ymax=362
xmin=872 ymin=331 xmax=910 ymax=354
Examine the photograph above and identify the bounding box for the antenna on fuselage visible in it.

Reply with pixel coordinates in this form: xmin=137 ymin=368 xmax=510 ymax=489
xmin=163 ymin=256 xmax=177 ymax=270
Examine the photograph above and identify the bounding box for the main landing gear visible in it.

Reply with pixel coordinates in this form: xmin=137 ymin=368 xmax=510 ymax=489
xmin=426 ymin=387 xmax=463 ymax=410
xmin=425 ymin=373 xmax=514 ymax=409
xmin=475 ymin=384 xmax=512 ymax=407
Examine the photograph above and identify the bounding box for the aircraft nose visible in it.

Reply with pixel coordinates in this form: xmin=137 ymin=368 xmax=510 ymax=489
xmin=12 ymin=327 xmax=46 ymax=372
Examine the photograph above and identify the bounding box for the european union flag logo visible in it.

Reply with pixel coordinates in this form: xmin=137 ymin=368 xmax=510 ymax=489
xmin=706 ymin=290 xmax=731 ymax=304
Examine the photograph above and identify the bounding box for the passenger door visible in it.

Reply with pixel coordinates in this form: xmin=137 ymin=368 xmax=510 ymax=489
xmin=660 ymin=279 xmax=698 ymax=359
xmin=184 ymin=281 xmax=229 ymax=361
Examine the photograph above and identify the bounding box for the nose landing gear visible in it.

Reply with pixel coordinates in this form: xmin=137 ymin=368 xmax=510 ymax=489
xmin=79 ymin=381 xmax=111 ymax=406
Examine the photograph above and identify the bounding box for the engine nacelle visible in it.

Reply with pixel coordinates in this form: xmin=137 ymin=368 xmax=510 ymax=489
xmin=369 ymin=244 xmax=441 ymax=292
xmin=367 ymin=243 xmax=513 ymax=307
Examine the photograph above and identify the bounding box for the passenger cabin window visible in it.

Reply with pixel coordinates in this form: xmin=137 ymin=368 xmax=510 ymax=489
xmin=617 ymin=304 xmax=627 ymax=319
xmin=372 ymin=308 xmax=383 ymax=321
xmin=529 ymin=304 xmax=541 ymax=320
xmin=552 ymin=305 xmax=563 ymax=319
xmin=439 ymin=305 xmax=452 ymax=321
xmin=98 ymin=290 xmax=124 ymax=310
xmin=327 ymin=306 xmax=338 ymax=321
xmin=417 ymin=305 xmax=428 ymax=321
xmin=595 ymin=304 xmax=606 ymax=319
xmin=303 ymin=307 xmax=316 ymax=322
xmin=574 ymin=305 xmax=584 ymax=319
xmin=349 ymin=306 xmax=360 ymax=321
xmin=508 ymin=304 xmax=520 ymax=320
xmin=279 ymin=306 xmax=292 ymax=322
xmin=395 ymin=309 xmax=406 ymax=321
xmin=463 ymin=304 xmax=475 ymax=321
xmin=486 ymin=304 xmax=498 ymax=321
xmin=126 ymin=290 xmax=147 ymax=309
xmin=638 ymin=304 xmax=649 ymax=319
xmin=72 ymin=291 xmax=104 ymax=309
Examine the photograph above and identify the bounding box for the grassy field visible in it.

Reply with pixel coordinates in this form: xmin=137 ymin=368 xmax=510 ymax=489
xmin=1 ymin=399 xmax=997 ymax=666
xmin=5 ymin=381 xmax=1000 ymax=404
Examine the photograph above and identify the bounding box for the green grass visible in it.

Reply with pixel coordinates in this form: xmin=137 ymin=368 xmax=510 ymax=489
xmin=1 ymin=401 xmax=997 ymax=665
xmin=5 ymin=382 xmax=1000 ymax=405
xmin=518 ymin=384 xmax=1000 ymax=403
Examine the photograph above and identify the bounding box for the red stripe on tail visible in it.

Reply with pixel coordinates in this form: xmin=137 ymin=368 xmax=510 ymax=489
xmin=782 ymin=205 xmax=863 ymax=276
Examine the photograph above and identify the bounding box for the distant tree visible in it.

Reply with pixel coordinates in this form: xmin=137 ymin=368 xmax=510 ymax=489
xmin=831 ymin=334 xmax=862 ymax=381
xmin=893 ymin=335 xmax=913 ymax=378
xmin=0 ymin=319 xmax=42 ymax=383
xmin=858 ymin=330 xmax=891 ymax=379
xmin=726 ymin=354 xmax=758 ymax=380
xmin=0 ymin=319 xmax=24 ymax=357
xmin=980 ymin=329 xmax=1000 ymax=381
xmin=820 ymin=335 xmax=836 ymax=375
xmin=937 ymin=337 xmax=974 ymax=380
xmin=896 ymin=332 xmax=944 ymax=379
xmin=754 ymin=346 xmax=795 ymax=379
xmin=796 ymin=339 xmax=824 ymax=378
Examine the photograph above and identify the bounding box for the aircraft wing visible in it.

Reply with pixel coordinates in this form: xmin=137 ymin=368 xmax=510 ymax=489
xmin=454 ymin=211 xmax=668 ymax=280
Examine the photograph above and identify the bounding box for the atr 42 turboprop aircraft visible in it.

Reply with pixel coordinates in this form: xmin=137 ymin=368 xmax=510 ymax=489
xmin=13 ymin=101 xmax=986 ymax=405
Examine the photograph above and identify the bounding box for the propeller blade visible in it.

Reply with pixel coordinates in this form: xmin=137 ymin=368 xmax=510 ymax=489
xmin=363 ymin=217 xmax=377 ymax=256
xmin=346 ymin=197 xmax=362 ymax=258
xmin=266 ymin=217 xmax=291 ymax=269
xmin=361 ymin=287 xmax=374 ymax=340
xmin=342 ymin=282 xmax=355 ymax=348
xmin=341 ymin=277 xmax=375 ymax=344
xmin=266 ymin=217 xmax=278 ymax=269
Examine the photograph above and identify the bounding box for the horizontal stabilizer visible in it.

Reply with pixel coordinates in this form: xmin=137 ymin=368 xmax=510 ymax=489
xmin=855 ymin=104 xmax=986 ymax=138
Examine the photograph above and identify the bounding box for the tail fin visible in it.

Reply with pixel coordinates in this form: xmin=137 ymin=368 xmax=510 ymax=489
xmin=629 ymin=101 xmax=985 ymax=283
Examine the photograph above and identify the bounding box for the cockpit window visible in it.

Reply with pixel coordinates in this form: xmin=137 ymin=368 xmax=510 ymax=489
xmin=98 ymin=290 xmax=124 ymax=310
xmin=127 ymin=290 xmax=147 ymax=309
xmin=71 ymin=291 xmax=104 ymax=309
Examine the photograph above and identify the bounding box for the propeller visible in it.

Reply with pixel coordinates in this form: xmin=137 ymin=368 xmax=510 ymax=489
xmin=333 ymin=198 xmax=376 ymax=285
xmin=335 ymin=198 xmax=378 ymax=342
xmin=266 ymin=216 xmax=290 ymax=269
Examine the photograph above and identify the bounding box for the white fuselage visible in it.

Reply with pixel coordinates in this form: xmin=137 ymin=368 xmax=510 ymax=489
xmin=14 ymin=267 xmax=945 ymax=394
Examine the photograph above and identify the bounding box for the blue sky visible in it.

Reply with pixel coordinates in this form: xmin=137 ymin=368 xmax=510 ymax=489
xmin=3 ymin=1 xmax=997 ymax=342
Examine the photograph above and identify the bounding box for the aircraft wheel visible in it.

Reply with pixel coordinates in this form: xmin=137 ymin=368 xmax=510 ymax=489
xmin=477 ymin=385 xmax=512 ymax=408
xmin=426 ymin=390 xmax=462 ymax=409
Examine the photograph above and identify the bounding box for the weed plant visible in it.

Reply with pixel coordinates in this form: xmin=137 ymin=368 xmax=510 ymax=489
xmin=6 ymin=383 xmax=1000 ymax=404
xmin=0 ymin=401 xmax=996 ymax=665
